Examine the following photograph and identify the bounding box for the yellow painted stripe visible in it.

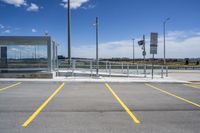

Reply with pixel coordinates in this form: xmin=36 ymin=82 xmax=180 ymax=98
xmin=0 ymin=82 xmax=21 ymax=92
xmin=105 ymin=83 xmax=140 ymax=124
xmin=22 ymin=82 xmax=65 ymax=127
xmin=146 ymin=83 xmax=200 ymax=108
xmin=183 ymin=84 xmax=200 ymax=89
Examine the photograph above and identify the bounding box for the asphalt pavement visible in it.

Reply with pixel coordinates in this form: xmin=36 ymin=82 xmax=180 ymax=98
xmin=0 ymin=82 xmax=199 ymax=133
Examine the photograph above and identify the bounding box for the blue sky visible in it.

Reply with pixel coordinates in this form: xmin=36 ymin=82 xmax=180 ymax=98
xmin=0 ymin=0 xmax=200 ymax=58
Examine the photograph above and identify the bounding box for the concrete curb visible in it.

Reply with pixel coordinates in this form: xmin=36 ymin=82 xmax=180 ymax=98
xmin=0 ymin=76 xmax=189 ymax=83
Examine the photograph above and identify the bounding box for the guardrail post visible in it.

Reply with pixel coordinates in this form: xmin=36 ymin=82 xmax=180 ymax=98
xmin=109 ymin=62 xmax=111 ymax=77
xmin=106 ymin=61 xmax=108 ymax=73
xmin=127 ymin=64 xmax=129 ymax=77
xmin=166 ymin=66 xmax=168 ymax=77
xmin=161 ymin=66 xmax=164 ymax=78
xmin=121 ymin=62 xmax=124 ymax=73
xmin=144 ymin=64 xmax=147 ymax=78
xmin=137 ymin=64 xmax=139 ymax=75
xmin=90 ymin=60 xmax=93 ymax=77
xmin=72 ymin=60 xmax=76 ymax=76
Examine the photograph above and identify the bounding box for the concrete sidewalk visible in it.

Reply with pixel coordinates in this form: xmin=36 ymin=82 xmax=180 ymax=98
xmin=0 ymin=76 xmax=188 ymax=83
xmin=169 ymin=71 xmax=200 ymax=82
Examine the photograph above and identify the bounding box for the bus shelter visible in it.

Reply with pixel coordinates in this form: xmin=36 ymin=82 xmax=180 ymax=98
xmin=0 ymin=36 xmax=58 ymax=72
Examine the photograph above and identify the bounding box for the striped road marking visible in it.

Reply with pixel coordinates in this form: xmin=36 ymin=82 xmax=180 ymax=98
xmin=105 ymin=83 xmax=140 ymax=124
xmin=22 ymin=82 xmax=65 ymax=127
xmin=0 ymin=82 xmax=21 ymax=92
xmin=146 ymin=83 xmax=200 ymax=108
xmin=183 ymin=84 xmax=200 ymax=89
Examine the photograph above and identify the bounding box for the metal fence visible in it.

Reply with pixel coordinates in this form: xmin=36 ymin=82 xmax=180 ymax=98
xmin=2 ymin=58 xmax=199 ymax=78
xmin=58 ymin=59 xmax=168 ymax=78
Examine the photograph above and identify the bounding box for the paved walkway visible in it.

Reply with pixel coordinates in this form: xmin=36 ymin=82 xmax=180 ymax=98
xmin=169 ymin=70 xmax=200 ymax=82
xmin=0 ymin=76 xmax=187 ymax=83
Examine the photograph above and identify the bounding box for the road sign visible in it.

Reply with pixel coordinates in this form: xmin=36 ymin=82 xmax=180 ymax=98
xmin=150 ymin=33 xmax=158 ymax=54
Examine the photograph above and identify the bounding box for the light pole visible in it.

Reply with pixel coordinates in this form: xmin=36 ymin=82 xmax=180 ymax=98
xmin=94 ymin=17 xmax=99 ymax=76
xmin=132 ymin=38 xmax=135 ymax=64
xmin=68 ymin=0 xmax=71 ymax=67
xmin=163 ymin=17 xmax=170 ymax=65
xmin=35 ymin=46 xmax=37 ymax=60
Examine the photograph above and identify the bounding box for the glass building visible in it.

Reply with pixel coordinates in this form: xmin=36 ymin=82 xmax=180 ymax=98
xmin=0 ymin=36 xmax=59 ymax=73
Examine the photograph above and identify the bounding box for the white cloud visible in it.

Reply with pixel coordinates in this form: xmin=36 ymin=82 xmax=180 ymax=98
xmin=0 ymin=24 xmax=4 ymax=29
xmin=61 ymin=0 xmax=89 ymax=9
xmin=72 ymin=40 xmax=144 ymax=59
xmin=82 ymin=4 xmax=95 ymax=10
xmin=0 ymin=1 xmax=40 ymax=12
xmin=0 ymin=0 xmax=26 ymax=7
xmin=31 ymin=28 xmax=37 ymax=33
xmin=27 ymin=3 xmax=39 ymax=12
xmin=159 ymin=33 xmax=200 ymax=58
xmin=70 ymin=31 xmax=200 ymax=59
xmin=4 ymin=29 xmax=11 ymax=33
xmin=196 ymin=32 xmax=200 ymax=36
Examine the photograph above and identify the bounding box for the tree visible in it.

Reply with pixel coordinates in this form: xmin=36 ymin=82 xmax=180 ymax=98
xmin=196 ymin=61 xmax=199 ymax=65
xmin=58 ymin=55 xmax=66 ymax=59
xmin=185 ymin=58 xmax=189 ymax=65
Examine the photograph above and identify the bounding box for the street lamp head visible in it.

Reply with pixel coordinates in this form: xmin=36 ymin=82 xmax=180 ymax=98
xmin=164 ymin=17 xmax=170 ymax=23
xmin=166 ymin=17 xmax=170 ymax=21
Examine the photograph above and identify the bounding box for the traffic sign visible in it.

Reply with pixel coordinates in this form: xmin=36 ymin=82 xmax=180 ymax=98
xmin=150 ymin=33 xmax=158 ymax=54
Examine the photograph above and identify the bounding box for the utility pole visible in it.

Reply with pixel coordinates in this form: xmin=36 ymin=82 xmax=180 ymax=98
xmin=163 ymin=18 xmax=170 ymax=65
xmin=143 ymin=35 xmax=146 ymax=63
xmin=143 ymin=35 xmax=146 ymax=78
xmin=19 ymin=50 xmax=21 ymax=60
xmin=35 ymin=46 xmax=37 ymax=60
xmin=95 ymin=17 xmax=99 ymax=76
xmin=68 ymin=0 xmax=71 ymax=67
xmin=132 ymin=39 xmax=135 ymax=64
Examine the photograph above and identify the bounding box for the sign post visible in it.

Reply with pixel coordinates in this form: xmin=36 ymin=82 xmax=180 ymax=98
xmin=150 ymin=33 xmax=158 ymax=79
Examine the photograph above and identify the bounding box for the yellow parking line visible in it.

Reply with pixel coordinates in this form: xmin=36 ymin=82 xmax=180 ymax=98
xmin=183 ymin=84 xmax=200 ymax=89
xmin=146 ymin=83 xmax=200 ymax=108
xmin=0 ymin=82 xmax=21 ymax=92
xmin=105 ymin=83 xmax=140 ymax=124
xmin=22 ymin=82 xmax=65 ymax=127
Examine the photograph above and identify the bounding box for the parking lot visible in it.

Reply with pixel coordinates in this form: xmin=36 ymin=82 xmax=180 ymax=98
xmin=0 ymin=81 xmax=199 ymax=133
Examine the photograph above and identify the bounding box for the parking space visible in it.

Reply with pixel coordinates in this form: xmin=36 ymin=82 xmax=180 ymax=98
xmin=0 ymin=82 xmax=21 ymax=92
xmin=155 ymin=83 xmax=200 ymax=104
xmin=108 ymin=83 xmax=199 ymax=111
xmin=26 ymin=83 xmax=139 ymax=133
xmin=108 ymin=83 xmax=200 ymax=133
xmin=0 ymin=82 xmax=199 ymax=133
xmin=0 ymin=82 xmax=62 ymax=133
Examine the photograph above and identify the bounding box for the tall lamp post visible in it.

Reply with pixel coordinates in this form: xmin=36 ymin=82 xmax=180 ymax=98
xmin=163 ymin=17 xmax=170 ymax=65
xmin=68 ymin=0 xmax=71 ymax=67
xmin=94 ymin=17 xmax=99 ymax=76
xmin=132 ymin=38 xmax=135 ymax=64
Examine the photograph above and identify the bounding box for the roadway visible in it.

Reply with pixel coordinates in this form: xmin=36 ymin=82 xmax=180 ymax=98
xmin=0 ymin=81 xmax=199 ymax=133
